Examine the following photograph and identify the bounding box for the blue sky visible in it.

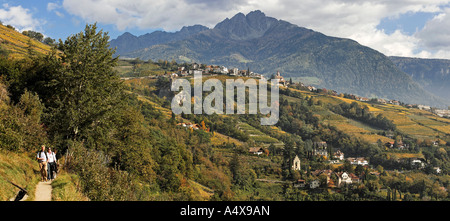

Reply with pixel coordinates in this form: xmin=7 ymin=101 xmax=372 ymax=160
xmin=377 ymin=11 xmax=438 ymax=36
xmin=2 ymin=0 xmax=450 ymax=59
xmin=0 ymin=0 xmax=152 ymax=40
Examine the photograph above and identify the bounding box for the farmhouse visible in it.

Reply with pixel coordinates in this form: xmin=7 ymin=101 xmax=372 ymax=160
xmin=177 ymin=122 xmax=200 ymax=130
xmin=411 ymin=159 xmax=425 ymax=168
xmin=347 ymin=157 xmax=368 ymax=166
xmin=249 ymin=147 xmax=264 ymax=155
xmin=313 ymin=141 xmax=328 ymax=158
xmin=333 ymin=150 xmax=344 ymax=160
xmin=309 ymin=180 xmax=320 ymax=189
xmin=294 ymin=179 xmax=306 ymax=188
xmin=337 ymin=172 xmax=352 ymax=187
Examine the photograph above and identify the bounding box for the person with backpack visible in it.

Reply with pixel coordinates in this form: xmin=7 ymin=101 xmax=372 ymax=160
xmin=36 ymin=145 xmax=48 ymax=182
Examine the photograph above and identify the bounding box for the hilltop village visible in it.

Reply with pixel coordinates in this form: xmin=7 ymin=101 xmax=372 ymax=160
xmin=121 ymin=60 xmax=450 ymax=118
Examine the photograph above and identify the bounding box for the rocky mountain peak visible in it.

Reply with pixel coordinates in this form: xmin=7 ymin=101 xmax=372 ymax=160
xmin=213 ymin=10 xmax=278 ymax=40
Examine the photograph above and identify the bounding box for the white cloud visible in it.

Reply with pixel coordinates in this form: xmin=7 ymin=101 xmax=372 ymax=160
xmin=60 ymin=0 xmax=450 ymax=59
xmin=47 ymin=2 xmax=60 ymax=11
xmin=416 ymin=9 xmax=450 ymax=53
xmin=47 ymin=2 xmax=65 ymax=18
xmin=0 ymin=4 xmax=42 ymax=32
xmin=61 ymin=0 xmax=242 ymax=31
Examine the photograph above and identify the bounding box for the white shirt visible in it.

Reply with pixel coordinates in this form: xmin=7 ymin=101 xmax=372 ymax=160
xmin=47 ymin=152 xmax=57 ymax=163
xmin=37 ymin=151 xmax=47 ymax=162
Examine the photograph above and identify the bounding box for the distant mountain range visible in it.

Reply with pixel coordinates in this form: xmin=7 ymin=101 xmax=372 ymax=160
xmin=110 ymin=24 xmax=209 ymax=56
xmin=110 ymin=10 xmax=450 ymax=108
xmin=390 ymin=56 xmax=450 ymax=104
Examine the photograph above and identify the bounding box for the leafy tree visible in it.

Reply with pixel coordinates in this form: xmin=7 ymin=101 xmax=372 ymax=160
xmin=43 ymin=37 xmax=55 ymax=45
xmin=44 ymin=23 xmax=124 ymax=148
xmin=0 ymin=88 xmax=47 ymax=152
xmin=22 ymin=30 xmax=44 ymax=42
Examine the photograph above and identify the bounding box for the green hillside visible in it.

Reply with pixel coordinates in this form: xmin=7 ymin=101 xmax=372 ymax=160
xmin=1 ymin=24 xmax=450 ymax=202
xmin=116 ymin=58 xmax=450 ymax=200
xmin=0 ymin=24 xmax=53 ymax=59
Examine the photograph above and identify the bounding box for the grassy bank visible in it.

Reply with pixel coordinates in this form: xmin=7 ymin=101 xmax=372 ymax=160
xmin=0 ymin=150 xmax=39 ymax=201
xmin=51 ymin=171 xmax=89 ymax=201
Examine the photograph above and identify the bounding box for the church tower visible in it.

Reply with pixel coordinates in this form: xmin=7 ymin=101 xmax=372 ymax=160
xmin=292 ymin=155 xmax=301 ymax=171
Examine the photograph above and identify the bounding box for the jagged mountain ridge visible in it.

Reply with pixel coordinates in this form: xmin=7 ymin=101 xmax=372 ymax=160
xmin=110 ymin=24 xmax=209 ymax=56
xmin=114 ymin=10 xmax=449 ymax=107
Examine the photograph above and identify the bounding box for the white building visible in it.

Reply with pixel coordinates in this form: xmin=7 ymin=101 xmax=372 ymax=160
xmin=348 ymin=157 xmax=368 ymax=166
xmin=230 ymin=68 xmax=238 ymax=76
xmin=309 ymin=180 xmax=320 ymax=189
xmin=292 ymin=155 xmax=301 ymax=171
xmin=411 ymin=159 xmax=425 ymax=168
xmin=337 ymin=172 xmax=352 ymax=187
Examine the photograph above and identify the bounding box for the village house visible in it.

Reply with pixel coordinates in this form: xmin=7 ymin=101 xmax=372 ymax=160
xmin=192 ymin=63 xmax=200 ymax=70
xmin=294 ymin=179 xmax=306 ymax=188
xmin=333 ymin=150 xmax=345 ymax=161
xmin=238 ymin=70 xmax=248 ymax=76
xmin=314 ymin=149 xmax=328 ymax=158
xmin=189 ymin=70 xmax=203 ymax=75
xmin=309 ymin=180 xmax=320 ymax=189
xmin=271 ymin=71 xmax=287 ymax=86
xmin=433 ymin=109 xmax=450 ymax=117
xmin=179 ymin=71 xmax=189 ymax=77
xmin=385 ymin=141 xmax=406 ymax=150
xmin=337 ymin=172 xmax=352 ymax=187
xmin=230 ymin=68 xmax=239 ymax=76
xmin=205 ymin=65 xmax=213 ymax=72
xmin=358 ymin=97 xmax=370 ymax=102
xmin=349 ymin=173 xmax=360 ymax=184
xmin=312 ymin=169 xmax=333 ymax=186
xmin=434 ymin=167 xmax=442 ymax=174
xmin=389 ymin=100 xmax=400 ymax=105
xmin=249 ymin=147 xmax=264 ymax=155
xmin=417 ymin=104 xmax=431 ymax=110
xmin=313 ymin=141 xmax=328 ymax=158
xmin=411 ymin=159 xmax=425 ymax=169
xmin=329 ymin=159 xmax=340 ymax=164
xmin=347 ymin=157 xmax=369 ymax=166
xmin=307 ymin=86 xmax=317 ymax=92
xmin=212 ymin=66 xmax=228 ymax=74
xmin=377 ymin=98 xmax=387 ymax=104
xmin=177 ymin=122 xmax=200 ymax=130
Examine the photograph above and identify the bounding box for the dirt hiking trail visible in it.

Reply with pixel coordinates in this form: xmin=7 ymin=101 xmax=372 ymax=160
xmin=34 ymin=181 xmax=52 ymax=201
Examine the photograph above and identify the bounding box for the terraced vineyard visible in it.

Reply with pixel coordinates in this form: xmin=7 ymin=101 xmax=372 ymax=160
xmin=237 ymin=122 xmax=281 ymax=145
xmin=282 ymin=86 xmax=450 ymax=147
xmin=0 ymin=24 xmax=52 ymax=58
xmin=121 ymin=66 xmax=450 ymax=148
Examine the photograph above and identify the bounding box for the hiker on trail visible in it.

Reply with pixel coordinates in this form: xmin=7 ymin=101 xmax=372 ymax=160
xmin=36 ymin=145 xmax=48 ymax=182
xmin=47 ymin=147 xmax=57 ymax=181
